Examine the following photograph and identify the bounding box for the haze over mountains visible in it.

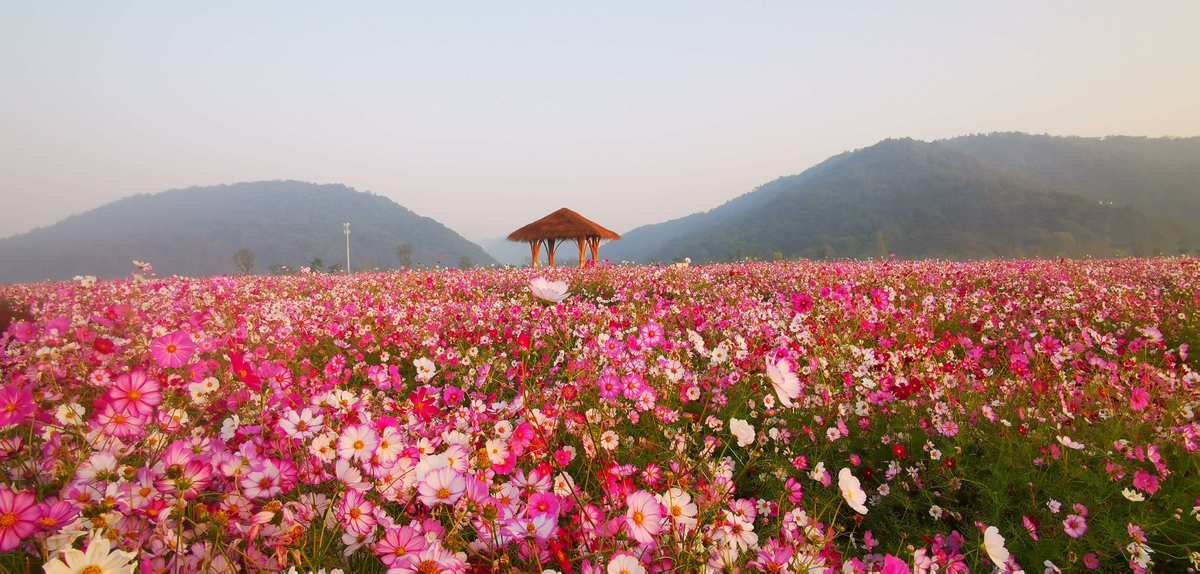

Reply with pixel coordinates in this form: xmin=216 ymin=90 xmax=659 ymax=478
xmin=0 ymin=181 xmax=494 ymax=283
xmin=606 ymin=133 xmax=1200 ymax=262
xmin=1 ymin=132 xmax=1198 ymax=282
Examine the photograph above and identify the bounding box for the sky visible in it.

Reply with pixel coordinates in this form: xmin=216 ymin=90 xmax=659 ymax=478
xmin=2 ymin=2 xmax=1198 ymax=242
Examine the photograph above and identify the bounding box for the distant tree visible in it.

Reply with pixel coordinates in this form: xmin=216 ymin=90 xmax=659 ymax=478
xmin=233 ymin=248 xmax=255 ymax=274
xmin=395 ymin=242 xmax=413 ymax=268
xmin=458 ymin=256 xmax=474 ymax=269
xmin=269 ymin=264 xmax=291 ymax=275
xmin=328 ymin=263 xmax=343 ymax=273
xmin=309 ymin=257 xmax=325 ymax=272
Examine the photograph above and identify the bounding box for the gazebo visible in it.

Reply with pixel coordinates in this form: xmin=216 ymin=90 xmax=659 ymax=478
xmin=507 ymin=208 xmax=621 ymax=269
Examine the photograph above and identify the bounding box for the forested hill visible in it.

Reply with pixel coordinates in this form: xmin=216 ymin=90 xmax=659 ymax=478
xmin=0 ymin=181 xmax=495 ymax=282
xmin=605 ymin=134 xmax=1198 ymax=262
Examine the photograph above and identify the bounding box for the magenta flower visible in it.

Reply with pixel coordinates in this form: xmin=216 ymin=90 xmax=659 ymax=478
xmin=1132 ymin=470 xmax=1160 ymax=495
xmin=0 ymin=487 xmax=38 ymax=551
xmin=108 ymin=370 xmax=162 ymax=415
xmin=0 ymin=385 xmax=34 ymax=427
xmin=149 ymin=330 xmax=195 ymax=368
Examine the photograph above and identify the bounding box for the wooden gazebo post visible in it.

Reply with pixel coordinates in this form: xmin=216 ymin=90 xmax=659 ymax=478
xmin=576 ymin=238 xmax=586 ymax=268
xmin=545 ymin=239 xmax=557 ymax=268
xmin=588 ymin=236 xmax=600 ymax=266
xmin=530 ymin=240 xmax=542 ymax=270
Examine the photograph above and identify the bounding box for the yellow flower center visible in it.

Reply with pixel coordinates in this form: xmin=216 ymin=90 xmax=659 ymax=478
xmin=82 ymin=567 xmax=104 ymax=574
xmin=165 ymin=343 xmax=177 ymax=353
xmin=353 ymin=440 xmax=364 ymax=450
xmin=0 ymin=512 xmax=17 ymax=527
xmin=436 ymin=487 xmax=451 ymax=499
xmin=632 ymin=510 xmax=644 ymax=525
xmin=128 ymin=390 xmax=141 ymax=401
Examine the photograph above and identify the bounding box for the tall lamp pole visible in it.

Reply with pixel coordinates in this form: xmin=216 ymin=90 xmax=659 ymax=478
xmin=343 ymin=222 xmax=351 ymax=274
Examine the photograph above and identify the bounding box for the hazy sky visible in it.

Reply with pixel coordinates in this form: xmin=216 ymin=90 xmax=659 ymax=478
xmin=2 ymin=2 xmax=1198 ymax=241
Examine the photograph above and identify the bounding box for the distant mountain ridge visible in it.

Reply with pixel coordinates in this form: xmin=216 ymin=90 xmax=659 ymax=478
xmin=606 ymin=133 xmax=1199 ymax=262
xmin=0 ymin=181 xmax=495 ymax=282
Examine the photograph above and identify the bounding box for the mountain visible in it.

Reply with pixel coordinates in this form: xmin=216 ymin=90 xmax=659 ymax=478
xmin=0 ymin=180 xmax=496 ymax=282
xmin=606 ymin=134 xmax=1199 ymax=262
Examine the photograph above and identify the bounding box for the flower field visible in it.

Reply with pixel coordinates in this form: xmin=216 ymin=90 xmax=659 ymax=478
xmin=1 ymin=259 xmax=1198 ymax=573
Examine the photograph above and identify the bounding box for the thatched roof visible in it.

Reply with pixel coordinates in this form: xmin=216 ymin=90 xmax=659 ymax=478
xmin=507 ymin=208 xmax=621 ymax=242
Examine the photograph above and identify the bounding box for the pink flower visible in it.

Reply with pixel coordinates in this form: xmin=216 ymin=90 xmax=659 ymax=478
xmin=95 ymin=402 xmax=146 ymax=438
xmin=418 ymin=467 xmax=465 ymax=507
xmin=1128 ymin=387 xmax=1150 ymax=411
xmin=108 ymin=370 xmax=162 ymax=415
xmin=337 ymin=490 xmax=377 ymax=535
xmin=375 ymin=525 xmax=428 ymax=568
xmin=1062 ymin=514 xmax=1088 ymax=538
xmin=149 ymin=330 xmax=195 ymax=368
xmin=34 ymin=499 xmax=78 ymax=532
xmin=624 ymin=490 xmax=665 ymax=544
xmin=0 ymin=385 xmax=34 ymax=427
xmin=1132 ymin=470 xmax=1159 ymax=495
xmin=389 ymin=544 xmax=464 ymax=574
xmin=242 ymin=460 xmax=284 ymax=499
xmin=0 ymin=487 xmax=38 ymax=551
xmin=881 ymin=555 xmax=912 ymax=574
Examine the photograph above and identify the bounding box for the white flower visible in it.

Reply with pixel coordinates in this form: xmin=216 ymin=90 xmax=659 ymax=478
xmin=1122 ymin=488 xmax=1145 ymax=502
xmin=43 ymin=530 xmax=138 ymax=574
xmin=982 ymin=525 xmax=1010 ymax=568
xmin=658 ymin=488 xmax=698 ymax=530
xmin=1056 ymin=435 xmax=1085 ymax=450
xmin=600 ymin=430 xmax=620 ymax=451
xmin=607 ymin=554 xmax=646 ymax=574
xmin=729 ymin=418 xmax=755 ymax=447
xmin=529 ymin=277 xmax=570 ymax=303
xmin=484 ymin=438 xmax=509 ymax=465
xmin=220 ymin=415 xmax=240 ymax=441
xmin=765 ymin=357 xmax=800 ymax=408
xmin=54 ymin=403 xmax=86 ymax=426
xmin=837 ymin=468 xmax=868 ymax=515
xmin=413 ymin=357 xmax=437 ymax=383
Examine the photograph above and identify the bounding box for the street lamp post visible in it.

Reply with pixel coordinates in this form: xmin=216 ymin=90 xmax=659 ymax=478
xmin=343 ymin=222 xmax=351 ymax=274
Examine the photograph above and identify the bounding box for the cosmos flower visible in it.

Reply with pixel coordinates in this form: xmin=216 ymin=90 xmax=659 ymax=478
xmin=658 ymin=488 xmax=698 ymax=530
xmin=413 ymin=357 xmax=437 ymax=383
xmin=529 ymin=277 xmax=569 ymax=303
xmin=418 ymin=467 xmax=465 ymax=507
xmin=149 ymin=330 xmax=195 ymax=368
xmin=607 ymin=554 xmax=646 ymax=574
xmin=0 ymin=487 xmax=38 ymax=551
xmin=375 ymin=525 xmax=427 ymax=568
xmin=838 ymin=468 xmax=869 ymax=515
xmin=765 ymin=356 xmax=801 ymax=407
xmin=42 ymin=530 xmax=137 ymax=574
xmin=624 ymin=490 xmax=665 ymax=544
xmin=729 ymin=418 xmax=755 ymax=447
xmin=279 ymin=407 xmax=324 ymax=439
xmin=107 ymin=371 xmax=162 ymax=416
xmin=337 ymin=425 xmax=378 ymax=462
xmin=1056 ymin=435 xmax=1085 ymax=450
xmin=1063 ymin=514 xmax=1088 ymax=538
xmin=0 ymin=385 xmax=34 ymax=427
xmin=982 ymin=526 xmax=1010 ymax=568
